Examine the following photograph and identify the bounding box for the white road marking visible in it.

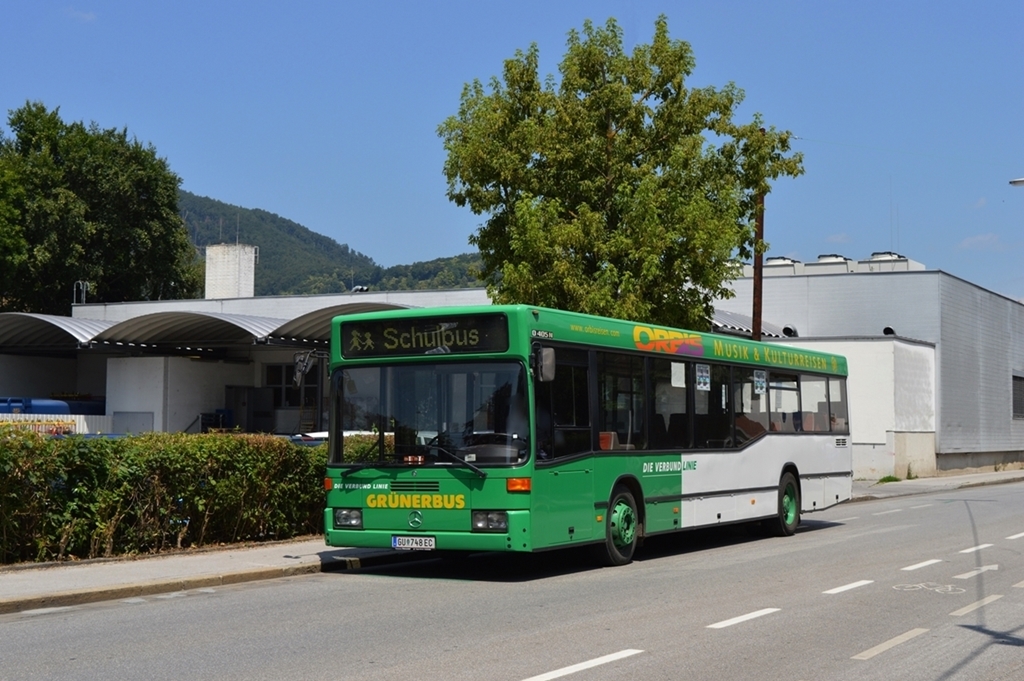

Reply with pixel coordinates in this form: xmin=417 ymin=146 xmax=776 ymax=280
xmin=121 ymin=598 xmax=147 ymax=604
xmin=707 ymin=608 xmax=781 ymax=629
xmin=521 ymin=649 xmax=644 ymax=681
xmin=834 ymin=516 xmax=859 ymax=522
xmin=949 ymin=595 xmax=1003 ymax=617
xmin=910 ymin=504 xmax=933 ymax=509
xmin=1007 ymin=532 xmax=1024 ymax=540
xmin=852 ymin=628 xmax=929 ymax=660
xmin=902 ymin=559 xmax=943 ymax=571
xmin=824 ymin=580 xmax=874 ymax=594
xmin=959 ymin=544 xmax=993 ymax=553
xmin=954 ymin=565 xmax=998 ymax=580
xmin=1013 ymin=580 xmax=1024 ymax=588
xmin=872 ymin=509 xmax=903 ymax=516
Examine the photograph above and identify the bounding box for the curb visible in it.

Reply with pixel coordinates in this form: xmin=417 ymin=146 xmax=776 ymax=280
xmin=0 ymin=550 xmax=418 ymax=616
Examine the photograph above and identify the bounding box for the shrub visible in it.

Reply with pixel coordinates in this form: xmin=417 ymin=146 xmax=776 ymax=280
xmin=0 ymin=427 xmax=327 ymax=564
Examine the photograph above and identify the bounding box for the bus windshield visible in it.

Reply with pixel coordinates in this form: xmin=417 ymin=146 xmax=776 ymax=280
xmin=332 ymin=361 xmax=529 ymax=467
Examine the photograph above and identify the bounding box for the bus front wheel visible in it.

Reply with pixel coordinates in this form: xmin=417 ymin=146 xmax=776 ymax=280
xmin=765 ymin=472 xmax=800 ymax=537
xmin=596 ymin=486 xmax=638 ymax=566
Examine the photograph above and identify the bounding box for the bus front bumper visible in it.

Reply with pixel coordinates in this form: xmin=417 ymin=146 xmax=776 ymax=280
xmin=324 ymin=509 xmax=532 ymax=553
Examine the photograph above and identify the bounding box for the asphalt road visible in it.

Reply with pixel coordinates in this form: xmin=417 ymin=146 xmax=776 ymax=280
xmin=2 ymin=482 xmax=1023 ymax=681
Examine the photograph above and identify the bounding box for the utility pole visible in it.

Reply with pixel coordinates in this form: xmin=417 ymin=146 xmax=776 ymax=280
xmin=751 ymin=190 xmax=764 ymax=342
xmin=751 ymin=128 xmax=767 ymax=342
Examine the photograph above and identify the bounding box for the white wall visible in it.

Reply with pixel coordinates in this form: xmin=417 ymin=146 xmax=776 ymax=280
xmin=894 ymin=341 xmax=936 ymax=432
xmin=205 ymin=243 xmax=257 ymax=300
xmin=771 ymin=337 xmax=936 ymax=479
xmin=107 ymin=356 xmax=165 ymax=428
xmin=0 ymin=355 xmax=77 ymax=396
xmin=107 ymin=356 xmax=252 ymax=432
xmin=165 ymin=357 xmax=252 ymax=432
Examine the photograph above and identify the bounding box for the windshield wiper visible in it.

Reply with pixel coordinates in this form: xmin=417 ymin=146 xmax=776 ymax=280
xmin=431 ymin=445 xmax=487 ymax=479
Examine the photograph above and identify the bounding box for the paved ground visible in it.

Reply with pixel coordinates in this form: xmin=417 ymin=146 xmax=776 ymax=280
xmin=3 ymin=469 xmax=1023 ymax=615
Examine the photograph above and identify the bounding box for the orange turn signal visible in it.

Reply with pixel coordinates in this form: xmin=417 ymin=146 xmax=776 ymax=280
xmin=324 ymin=478 xmax=334 ymax=491
xmin=506 ymin=478 xmax=532 ymax=492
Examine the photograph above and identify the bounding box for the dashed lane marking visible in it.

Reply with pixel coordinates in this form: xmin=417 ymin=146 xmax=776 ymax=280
xmin=707 ymin=608 xmax=781 ymax=629
xmin=872 ymin=509 xmax=903 ymax=516
xmin=959 ymin=544 xmax=993 ymax=553
xmin=823 ymin=580 xmax=874 ymax=595
xmin=910 ymin=504 xmax=933 ymax=509
xmin=834 ymin=517 xmax=859 ymax=522
xmin=520 ymin=649 xmax=644 ymax=681
xmin=852 ymin=628 xmax=929 ymax=660
xmin=902 ymin=559 xmax=943 ymax=571
xmin=950 ymin=595 xmax=1003 ymax=617
xmin=1007 ymin=532 xmax=1024 ymax=540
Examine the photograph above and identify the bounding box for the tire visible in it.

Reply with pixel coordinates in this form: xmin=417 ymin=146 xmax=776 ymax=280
xmin=765 ymin=472 xmax=800 ymax=537
xmin=595 ymin=486 xmax=639 ymax=566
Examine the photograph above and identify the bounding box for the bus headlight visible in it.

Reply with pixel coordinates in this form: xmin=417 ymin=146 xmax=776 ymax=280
xmin=334 ymin=508 xmax=363 ymax=529
xmin=472 ymin=511 xmax=508 ymax=531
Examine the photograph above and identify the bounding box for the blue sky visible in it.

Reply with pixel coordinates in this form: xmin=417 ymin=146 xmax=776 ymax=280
xmin=2 ymin=1 xmax=1022 ymax=299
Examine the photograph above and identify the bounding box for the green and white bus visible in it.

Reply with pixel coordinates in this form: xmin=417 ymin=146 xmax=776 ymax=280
xmin=324 ymin=305 xmax=851 ymax=565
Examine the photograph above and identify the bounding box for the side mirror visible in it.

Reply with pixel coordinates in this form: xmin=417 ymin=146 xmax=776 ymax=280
xmin=534 ymin=345 xmax=555 ymax=382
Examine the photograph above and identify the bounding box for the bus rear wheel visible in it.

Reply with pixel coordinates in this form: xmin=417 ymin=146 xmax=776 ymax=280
xmin=596 ymin=486 xmax=638 ymax=566
xmin=764 ymin=472 xmax=800 ymax=537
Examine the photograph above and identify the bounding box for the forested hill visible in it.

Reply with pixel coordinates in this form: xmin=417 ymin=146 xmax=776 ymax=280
xmin=179 ymin=191 xmax=483 ymax=296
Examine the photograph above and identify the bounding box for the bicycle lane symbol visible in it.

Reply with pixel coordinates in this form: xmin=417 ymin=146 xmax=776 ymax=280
xmin=893 ymin=582 xmax=966 ymax=594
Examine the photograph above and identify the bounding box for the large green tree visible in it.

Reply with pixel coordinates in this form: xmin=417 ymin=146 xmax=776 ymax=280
xmin=0 ymin=102 xmax=201 ymax=315
xmin=439 ymin=16 xmax=802 ymax=329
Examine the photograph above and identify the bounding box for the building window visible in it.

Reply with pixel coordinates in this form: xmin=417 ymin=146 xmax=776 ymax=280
xmin=1013 ymin=375 xmax=1024 ymax=419
xmin=265 ymin=363 xmax=318 ymax=408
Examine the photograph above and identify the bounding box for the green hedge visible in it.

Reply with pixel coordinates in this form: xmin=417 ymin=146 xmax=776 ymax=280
xmin=0 ymin=428 xmax=327 ymax=564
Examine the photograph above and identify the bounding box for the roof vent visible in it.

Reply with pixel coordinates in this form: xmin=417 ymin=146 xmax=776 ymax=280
xmin=816 ymin=254 xmax=849 ymax=263
xmin=765 ymin=256 xmax=800 ymax=265
xmin=869 ymin=251 xmax=905 ymax=261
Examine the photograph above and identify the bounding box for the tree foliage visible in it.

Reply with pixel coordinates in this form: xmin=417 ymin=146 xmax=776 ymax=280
xmin=439 ymin=16 xmax=802 ymax=329
xmin=0 ymin=102 xmax=201 ymax=315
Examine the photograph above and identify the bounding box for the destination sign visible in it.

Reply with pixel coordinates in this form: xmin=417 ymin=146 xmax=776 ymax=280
xmin=341 ymin=314 xmax=509 ymax=358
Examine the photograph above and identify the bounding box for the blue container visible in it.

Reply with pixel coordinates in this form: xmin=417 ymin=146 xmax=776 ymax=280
xmin=0 ymin=397 xmax=71 ymax=414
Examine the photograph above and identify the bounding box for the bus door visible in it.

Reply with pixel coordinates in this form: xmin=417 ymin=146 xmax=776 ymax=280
xmin=532 ymin=348 xmax=594 ymax=546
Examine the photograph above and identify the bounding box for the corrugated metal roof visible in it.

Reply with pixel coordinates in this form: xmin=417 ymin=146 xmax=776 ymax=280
xmin=712 ymin=309 xmax=786 ymax=338
xmin=92 ymin=312 xmax=289 ymax=345
xmin=269 ymin=302 xmax=409 ymax=343
xmin=0 ymin=313 xmax=116 ymax=348
xmin=0 ymin=304 xmax=788 ymax=352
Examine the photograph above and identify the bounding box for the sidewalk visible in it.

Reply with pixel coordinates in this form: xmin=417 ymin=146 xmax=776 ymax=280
xmin=3 ymin=470 xmax=1024 ymax=615
xmin=851 ymin=468 xmax=1024 ymax=501
xmin=0 ymin=539 xmax=413 ymax=615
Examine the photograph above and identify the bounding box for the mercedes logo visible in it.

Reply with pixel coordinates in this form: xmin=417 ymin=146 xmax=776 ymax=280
xmin=408 ymin=511 xmax=423 ymax=529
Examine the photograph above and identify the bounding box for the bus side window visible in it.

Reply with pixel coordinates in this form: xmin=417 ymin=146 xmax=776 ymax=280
xmin=548 ymin=349 xmax=591 ymax=457
xmin=769 ymin=372 xmax=799 ymax=433
xmin=799 ymin=374 xmax=828 ymax=432
xmin=828 ymin=377 xmax=850 ymax=433
xmin=733 ymin=368 xmax=768 ymax=444
xmin=694 ymin=364 xmax=731 ymax=448
xmin=651 ymin=359 xmax=689 ymax=449
xmin=597 ymin=352 xmax=645 ymax=450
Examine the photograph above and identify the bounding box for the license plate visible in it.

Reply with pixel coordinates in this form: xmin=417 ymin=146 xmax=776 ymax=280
xmin=392 ymin=535 xmax=436 ymax=550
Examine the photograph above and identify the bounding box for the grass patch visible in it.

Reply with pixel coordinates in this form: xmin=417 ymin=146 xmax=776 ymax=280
xmin=876 ymin=475 xmax=902 ymax=484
